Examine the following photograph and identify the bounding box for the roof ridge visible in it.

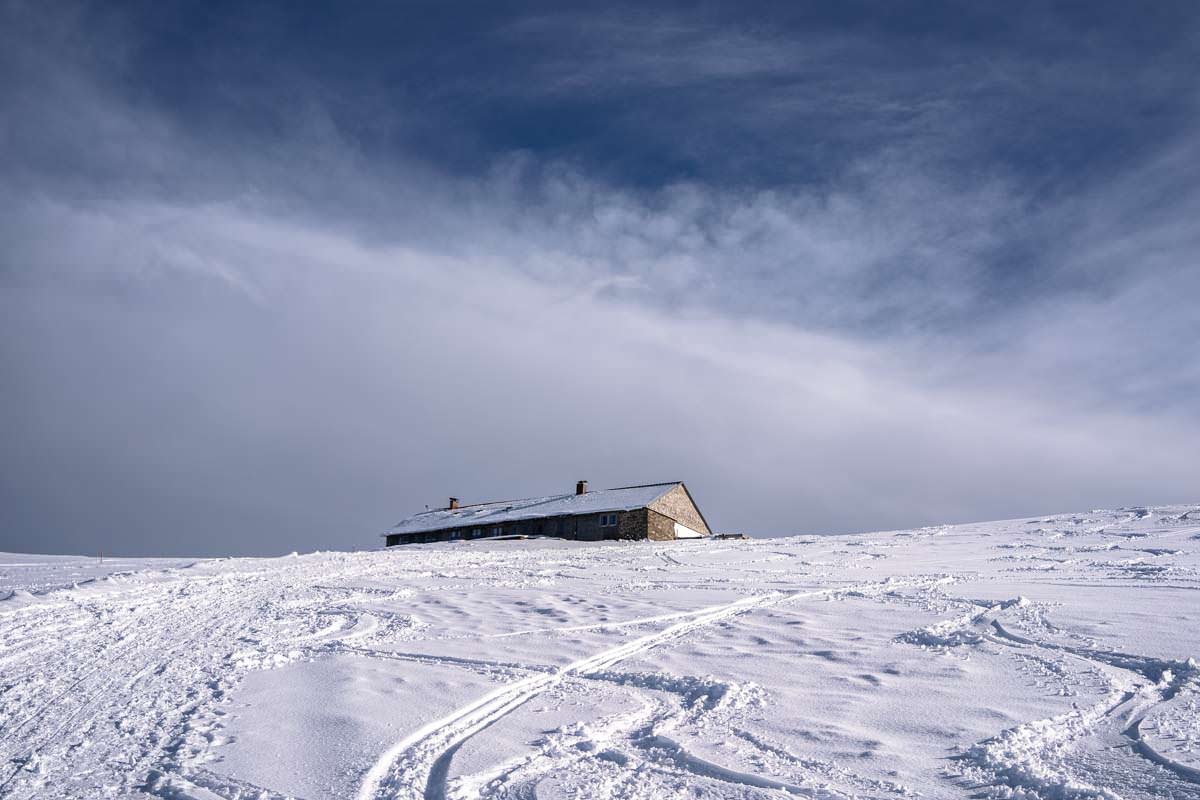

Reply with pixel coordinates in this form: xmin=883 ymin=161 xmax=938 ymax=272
xmin=428 ymin=482 xmax=678 ymax=512
xmin=450 ymin=492 xmax=570 ymax=510
xmin=606 ymin=481 xmax=680 ymax=491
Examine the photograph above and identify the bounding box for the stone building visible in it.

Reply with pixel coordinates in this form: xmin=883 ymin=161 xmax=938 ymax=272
xmin=382 ymin=481 xmax=711 ymax=546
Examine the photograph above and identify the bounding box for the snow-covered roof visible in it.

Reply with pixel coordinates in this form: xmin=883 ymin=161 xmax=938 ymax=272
xmin=384 ymin=483 xmax=680 ymax=537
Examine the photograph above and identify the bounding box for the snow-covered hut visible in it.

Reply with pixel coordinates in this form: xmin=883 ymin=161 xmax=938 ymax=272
xmin=383 ymin=481 xmax=711 ymax=546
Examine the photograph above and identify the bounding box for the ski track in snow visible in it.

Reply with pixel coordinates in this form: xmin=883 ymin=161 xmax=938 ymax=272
xmin=0 ymin=508 xmax=1197 ymax=799
xmin=957 ymin=618 xmax=1200 ymax=798
xmin=357 ymin=576 xmax=948 ymax=800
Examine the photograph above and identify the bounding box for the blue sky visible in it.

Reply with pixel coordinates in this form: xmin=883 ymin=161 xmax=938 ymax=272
xmin=2 ymin=2 xmax=1198 ymax=555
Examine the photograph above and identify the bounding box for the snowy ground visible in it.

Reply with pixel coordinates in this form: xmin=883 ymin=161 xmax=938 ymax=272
xmin=2 ymin=507 xmax=1198 ymax=799
xmin=0 ymin=553 xmax=195 ymax=596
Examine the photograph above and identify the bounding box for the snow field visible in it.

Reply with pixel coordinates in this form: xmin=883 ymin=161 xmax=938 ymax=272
xmin=1 ymin=506 xmax=1197 ymax=798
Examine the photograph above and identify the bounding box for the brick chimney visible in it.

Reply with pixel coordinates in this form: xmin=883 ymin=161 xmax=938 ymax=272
xmin=576 ymin=480 xmax=588 ymax=495
xmin=448 ymin=497 xmax=460 ymax=510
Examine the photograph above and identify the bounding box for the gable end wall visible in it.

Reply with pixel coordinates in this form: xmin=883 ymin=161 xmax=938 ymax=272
xmin=647 ymin=484 xmax=711 ymax=535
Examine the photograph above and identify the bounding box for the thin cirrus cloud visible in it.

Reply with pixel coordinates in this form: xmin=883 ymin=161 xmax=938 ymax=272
xmin=1 ymin=2 xmax=1198 ymax=556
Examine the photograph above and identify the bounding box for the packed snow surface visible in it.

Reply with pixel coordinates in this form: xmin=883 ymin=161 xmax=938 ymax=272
xmin=2 ymin=506 xmax=1198 ymax=799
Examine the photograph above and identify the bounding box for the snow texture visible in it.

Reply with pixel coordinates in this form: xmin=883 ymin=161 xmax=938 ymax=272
xmin=1 ymin=505 xmax=1198 ymax=799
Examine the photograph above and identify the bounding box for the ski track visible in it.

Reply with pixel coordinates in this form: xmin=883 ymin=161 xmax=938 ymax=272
xmin=967 ymin=620 xmax=1200 ymax=798
xmin=1 ymin=506 xmax=1197 ymax=799
xmin=896 ymin=590 xmax=1200 ymax=798
xmin=357 ymin=576 xmax=950 ymax=800
xmin=0 ymin=556 xmax=425 ymax=799
xmin=448 ymin=671 xmax=908 ymax=800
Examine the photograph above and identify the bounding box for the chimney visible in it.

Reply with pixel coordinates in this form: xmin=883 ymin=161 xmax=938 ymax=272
xmin=448 ymin=497 xmax=460 ymax=510
xmin=576 ymin=480 xmax=588 ymax=495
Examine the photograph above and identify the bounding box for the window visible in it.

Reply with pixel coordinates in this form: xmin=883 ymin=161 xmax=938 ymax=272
xmin=600 ymin=513 xmax=618 ymax=527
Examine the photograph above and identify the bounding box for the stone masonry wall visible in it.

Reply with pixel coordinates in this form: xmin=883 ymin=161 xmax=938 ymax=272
xmin=647 ymin=484 xmax=711 ymax=535
xmin=646 ymin=509 xmax=676 ymax=540
xmin=616 ymin=508 xmax=650 ymax=540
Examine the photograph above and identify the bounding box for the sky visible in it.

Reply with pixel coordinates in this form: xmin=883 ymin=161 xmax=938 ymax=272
xmin=2 ymin=1 xmax=1199 ymax=557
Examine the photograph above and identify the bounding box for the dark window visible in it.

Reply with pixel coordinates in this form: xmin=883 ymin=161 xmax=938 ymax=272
xmin=600 ymin=513 xmax=618 ymax=527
